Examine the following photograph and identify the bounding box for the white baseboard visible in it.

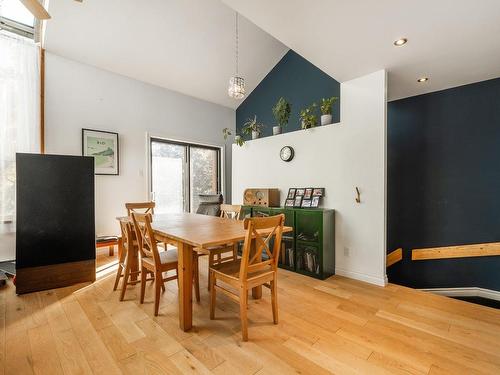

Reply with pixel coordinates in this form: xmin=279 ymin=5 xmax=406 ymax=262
xmin=420 ymin=287 xmax=500 ymax=302
xmin=335 ymin=268 xmax=387 ymax=287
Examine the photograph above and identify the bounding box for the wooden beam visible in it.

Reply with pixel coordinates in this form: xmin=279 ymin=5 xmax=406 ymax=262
xmin=40 ymin=47 xmax=45 ymax=154
xmin=387 ymin=248 xmax=403 ymax=267
xmin=18 ymin=0 xmax=51 ymax=20
xmin=412 ymin=242 xmax=500 ymax=261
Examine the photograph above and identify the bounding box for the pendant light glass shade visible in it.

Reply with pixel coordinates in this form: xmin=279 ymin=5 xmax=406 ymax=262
xmin=228 ymin=76 xmax=245 ymax=99
xmin=228 ymin=12 xmax=245 ymax=100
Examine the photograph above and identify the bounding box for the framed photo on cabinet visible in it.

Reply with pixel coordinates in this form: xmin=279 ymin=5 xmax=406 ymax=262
xmin=293 ymin=195 xmax=303 ymax=207
xmin=311 ymin=196 xmax=320 ymax=208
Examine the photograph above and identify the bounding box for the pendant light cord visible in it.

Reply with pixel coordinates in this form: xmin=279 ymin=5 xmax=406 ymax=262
xmin=235 ymin=12 xmax=239 ymax=75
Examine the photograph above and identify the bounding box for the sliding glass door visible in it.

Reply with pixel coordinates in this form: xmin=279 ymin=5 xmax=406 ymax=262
xmin=150 ymin=138 xmax=221 ymax=213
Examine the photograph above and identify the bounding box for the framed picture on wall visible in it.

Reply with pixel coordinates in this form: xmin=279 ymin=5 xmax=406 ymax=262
xmin=287 ymin=188 xmax=296 ymax=199
xmin=82 ymin=129 xmax=119 ymax=175
xmin=301 ymin=199 xmax=312 ymax=208
xmin=285 ymin=199 xmax=295 ymax=208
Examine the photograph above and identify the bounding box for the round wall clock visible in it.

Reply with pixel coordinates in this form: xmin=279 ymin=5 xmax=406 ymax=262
xmin=280 ymin=146 xmax=294 ymax=162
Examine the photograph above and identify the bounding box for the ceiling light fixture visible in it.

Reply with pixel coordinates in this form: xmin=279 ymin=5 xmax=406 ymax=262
xmin=228 ymin=12 xmax=245 ymax=100
xmin=417 ymin=77 xmax=429 ymax=83
xmin=393 ymin=38 xmax=408 ymax=46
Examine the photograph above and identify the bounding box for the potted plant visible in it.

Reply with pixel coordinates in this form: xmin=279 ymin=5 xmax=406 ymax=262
xmin=272 ymin=97 xmax=291 ymax=135
xmin=222 ymin=127 xmax=245 ymax=146
xmin=299 ymin=103 xmax=318 ymax=129
xmin=320 ymin=96 xmax=338 ymax=126
xmin=242 ymin=115 xmax=265 ymax=140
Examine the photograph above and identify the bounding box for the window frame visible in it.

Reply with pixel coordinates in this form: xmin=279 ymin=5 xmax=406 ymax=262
xmin=0 ymin=17 xmax=35 ymax=39
xmin=148 ymin=136 xmax=223 ymax=213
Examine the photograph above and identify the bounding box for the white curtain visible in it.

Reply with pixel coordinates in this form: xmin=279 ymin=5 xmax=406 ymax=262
xmin=0 ymin=31 xmax=40 ymax=261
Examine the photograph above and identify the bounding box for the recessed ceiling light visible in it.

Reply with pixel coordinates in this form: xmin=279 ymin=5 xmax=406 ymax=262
xmin=393 ymin=38 xmax=408 ymax=46
xmin=417 ymin=77 xmax=429 ymax=83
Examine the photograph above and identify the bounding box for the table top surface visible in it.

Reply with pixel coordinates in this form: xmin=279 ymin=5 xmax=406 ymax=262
xmin=117 ymin=212 xmax=292 ymax=248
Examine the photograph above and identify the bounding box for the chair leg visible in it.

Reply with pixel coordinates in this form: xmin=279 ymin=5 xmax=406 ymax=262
xmin=113 ymin=264 xmax=122 ymax=291
xmin=160 ymin=271 xmax=166 ymax=293
xmin=154 ymin=273 xmax=162 ymax=316
xmin=232 ymin=243 xmax=238 ymax=260
xmin=140 ymin=267 xmax=147 ymax=304
xmin=193 ymin=253 xmax=200 ymax=302
xmin=209 ymin=271 xmax=216 ymax=320
xmin=207 ymin=253 xmax=214 ymax=290
xmin=239 ymin=288 xmax=249 ymax=341
xmin=271 ymin=279 xmax=278 ymax=324
xmin=119 ymin=265 xmax=130 ymax=301
xmin=108 ymin=245 xmax=114 ymax=256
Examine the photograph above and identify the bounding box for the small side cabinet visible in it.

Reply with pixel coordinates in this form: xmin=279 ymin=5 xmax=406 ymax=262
xmin=243 ymin=206 xmax=335 ymax=280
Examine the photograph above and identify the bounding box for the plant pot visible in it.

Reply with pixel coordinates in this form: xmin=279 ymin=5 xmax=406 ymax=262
xmin=273 ymin=126 xmax=282 ymax=135
xmin=234 ymin=135 xmax=242 ymax=145
xmin=251 ymin=130 xmax=260 ymax=140
xmin=321 ymin=114 xmax=333 ymax=126
xmin=301 ymin=120 xmax=312 ymax=129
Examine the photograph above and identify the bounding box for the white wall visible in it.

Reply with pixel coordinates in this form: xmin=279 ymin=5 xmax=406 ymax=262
xmin=232 ymin=70 xmax=387 ymax=286
xmin=45 ymin=53 xmax=235 ymax=236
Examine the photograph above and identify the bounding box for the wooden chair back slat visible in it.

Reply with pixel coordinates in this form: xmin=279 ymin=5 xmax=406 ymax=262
xmin=220 ymin=204 xmax=242 ymax=220
xmin=126 ymin=202 xmax=155 ymax=216
xmin=131 ymin=212 xmax=161 ymax=268
xmin=119 ymin=220 xmax=133 ymax=255
xmin=239 ymin=214 xmax=284 ymax=280
xmin=247 ymin=260 xmax=273 ymax=273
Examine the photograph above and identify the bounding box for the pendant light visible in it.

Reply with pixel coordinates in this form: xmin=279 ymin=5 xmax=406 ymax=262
xmin=228 ymin=12 xmax=245 ymax=100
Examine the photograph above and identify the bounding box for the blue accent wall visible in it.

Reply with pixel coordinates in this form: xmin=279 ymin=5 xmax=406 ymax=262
xmin=387 ymin=77 xmax=500 ymax=291
xmin=236 ymin=50 xmax=340 ymax=138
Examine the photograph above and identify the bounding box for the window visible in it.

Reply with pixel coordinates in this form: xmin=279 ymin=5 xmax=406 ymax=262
xmin=150 ymin=138 xmax=221 ymax=213
xmin=0 ymin=0 xmax=35 ymax=39
xmin=0 ymin=30 xmax=40 ymax=261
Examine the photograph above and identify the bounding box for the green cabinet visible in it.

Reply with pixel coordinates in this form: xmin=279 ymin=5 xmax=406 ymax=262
xmin=242 ymin=206 xmax=335 ymax=279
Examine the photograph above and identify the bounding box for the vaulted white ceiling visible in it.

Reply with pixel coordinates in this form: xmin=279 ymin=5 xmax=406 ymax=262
xmin=44 ymin=0 xmax=288 ymax=109
xmin=222 ymin=0 xmax=500 ymax=101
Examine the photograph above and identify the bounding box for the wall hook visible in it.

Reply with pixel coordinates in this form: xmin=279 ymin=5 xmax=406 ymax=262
xmin=355 ymin=187 xmax=361 ymax=203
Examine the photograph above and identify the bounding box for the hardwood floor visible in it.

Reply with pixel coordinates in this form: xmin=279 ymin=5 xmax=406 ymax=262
xmin=2 ymin=253 xmax=500 ymax=374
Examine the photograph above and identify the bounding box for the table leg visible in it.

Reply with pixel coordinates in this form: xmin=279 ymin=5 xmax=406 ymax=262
xmin=250 ymin=239 xmax=262 ymax=299
xmin=178 ymin=241 xmax=193 ymax=331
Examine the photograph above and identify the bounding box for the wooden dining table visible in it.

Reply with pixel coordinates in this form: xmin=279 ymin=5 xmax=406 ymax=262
xmin=117 ymin=212 xmax=292 ymax=331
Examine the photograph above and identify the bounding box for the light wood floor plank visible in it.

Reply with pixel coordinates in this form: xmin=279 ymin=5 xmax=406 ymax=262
xmin=1 ymin=253 xmax=498 ymax=374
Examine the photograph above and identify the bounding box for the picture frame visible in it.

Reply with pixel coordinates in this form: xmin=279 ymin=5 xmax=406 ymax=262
xmin=304 ymin=188 xmax=313 ymax=199
xmin=82 ymin=129 xmax=119 ymax=175
xmin=293 ymin=195 xmax=303 ymax=207
xmin=287 ymin=188 xmax=296 ymax=199
xmin=285 ymin=199 xmax=295 ymax=208
xmin=312 ymin=188 xmax=325 ymax=197
xmin=295 ymin=188 xmax=305 ymax=196
xmin=301 ymin=199 xmax=312 ymax=208
xmin=311 ymin=196 xmax=320 ymax=208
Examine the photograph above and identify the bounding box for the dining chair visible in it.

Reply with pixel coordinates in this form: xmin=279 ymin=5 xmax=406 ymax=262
xmin=209 ymin=214 xmax=284 ymax=341
xmin=126 ymin=201 xmax=155 ymax=216
xmin=197 ymin=204 xmax=242 ymax=289
xmin=132 ymin=212 xmax=200 ymax=316
xmin=113 ymin=220 xmax=142 ymax=301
